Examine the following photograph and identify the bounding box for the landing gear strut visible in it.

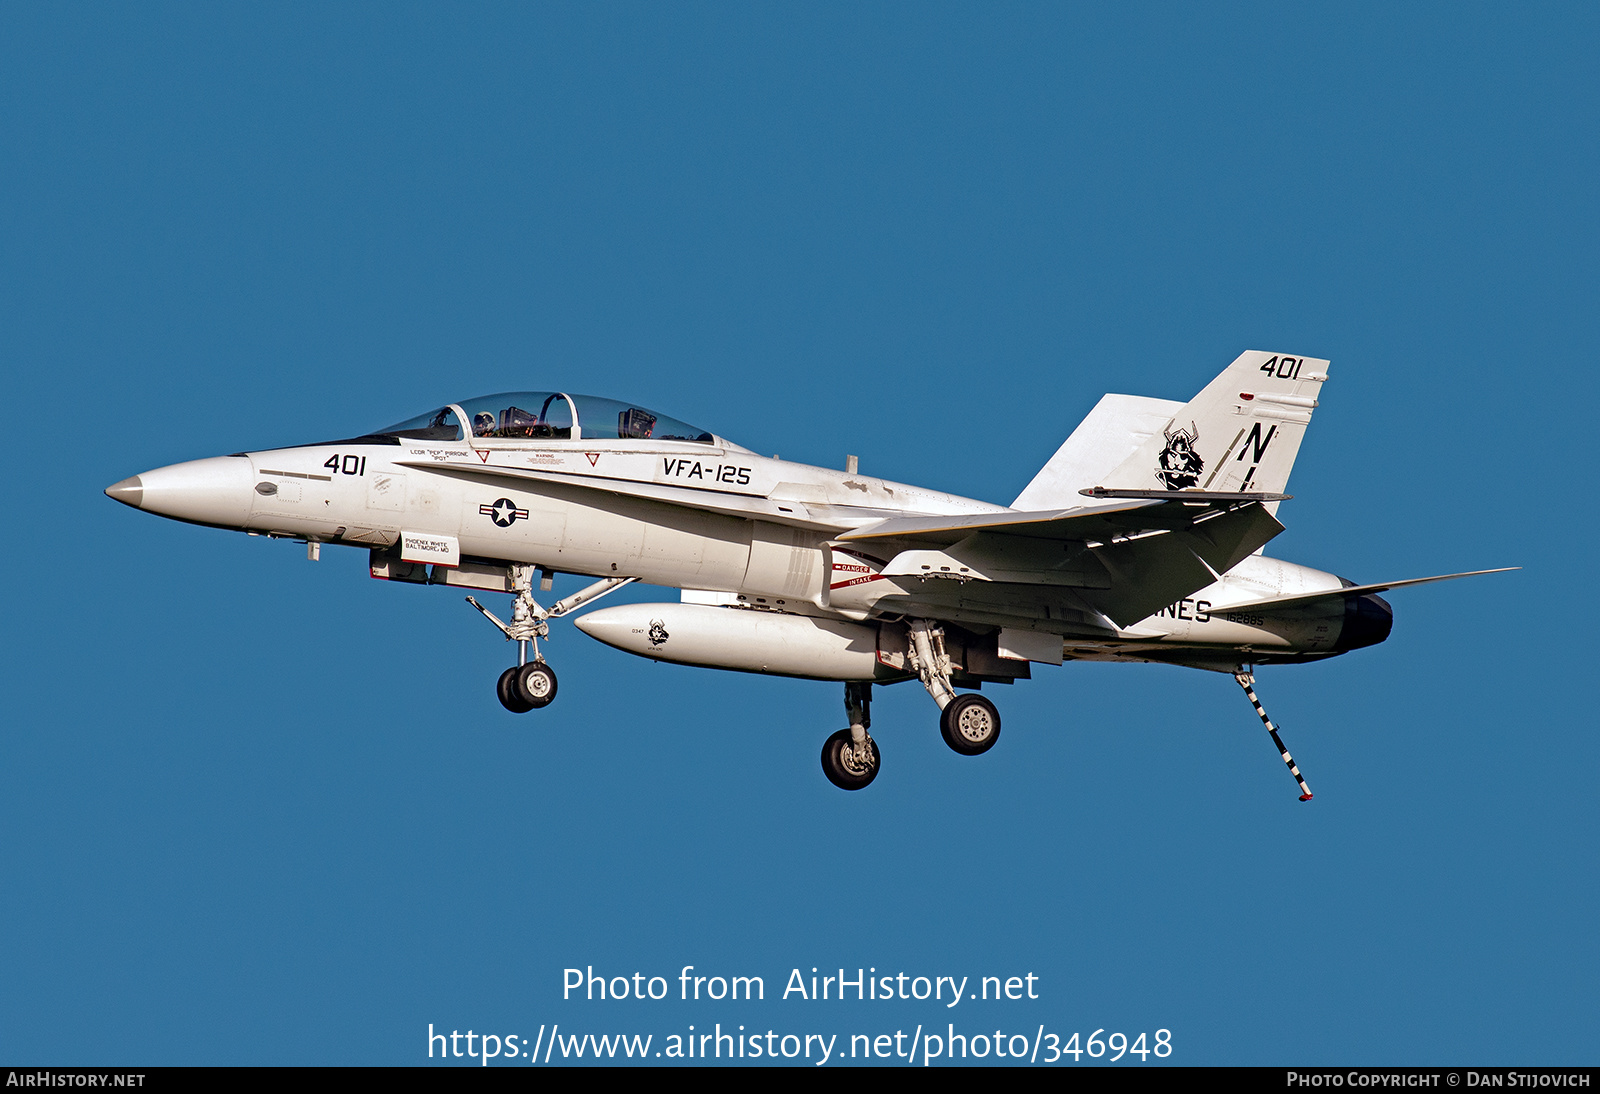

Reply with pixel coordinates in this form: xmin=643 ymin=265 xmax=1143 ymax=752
xmin=821 ymin=682 xmax=879 ymax=790
xmin=909 ymin=618 xmax=1002 ymax=756
xmin=1234 ymin=669 xmax=1314 ymax=801
xmin=467 ymin=567 xmax=634 ymax=713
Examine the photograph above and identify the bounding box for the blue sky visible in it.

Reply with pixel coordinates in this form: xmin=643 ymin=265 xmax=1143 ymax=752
xmin=2 ymin=2 xmax=1594 ymax=1066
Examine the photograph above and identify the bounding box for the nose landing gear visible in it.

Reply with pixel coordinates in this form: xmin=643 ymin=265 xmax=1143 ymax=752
xmin=467 ymin=567 xmax=633 ymax=713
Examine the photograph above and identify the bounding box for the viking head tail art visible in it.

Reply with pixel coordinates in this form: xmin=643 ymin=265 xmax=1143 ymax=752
xmin=1155 ymin=421 xmax=1203 ymax=490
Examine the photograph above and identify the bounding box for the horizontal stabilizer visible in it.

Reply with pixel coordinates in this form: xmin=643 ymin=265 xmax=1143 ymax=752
xmin=1222 ymin=568 xmax=1519 ymax=613
xmin=1081 ymin=502 xmax=1284 ymax=626
xmin=846 ymin=498 xmax=1286 ymax=627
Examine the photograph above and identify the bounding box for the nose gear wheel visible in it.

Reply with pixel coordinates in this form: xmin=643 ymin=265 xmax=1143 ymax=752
xmin=515 ymin=661 xmax=558 ymax=708
xmin=496 ymin=666 xmax=534 ymax=713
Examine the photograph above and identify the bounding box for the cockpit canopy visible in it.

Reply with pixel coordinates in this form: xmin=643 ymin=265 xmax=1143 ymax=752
xmin=378 ymin=392 xmax=716 ymax=445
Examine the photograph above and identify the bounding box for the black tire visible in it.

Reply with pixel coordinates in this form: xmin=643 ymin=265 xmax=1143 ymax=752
xmin=497 ymin=666 xmax=535 ymax=713
xmin=515 ymin=661 xmax=558 ymax=708
xmin=940 ymin=694 xmax=1001 ymax=755
xmin=821 ymin=728 xmax=880 ymax=791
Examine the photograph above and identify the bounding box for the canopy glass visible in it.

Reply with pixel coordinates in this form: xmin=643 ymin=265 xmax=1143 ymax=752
xmin=378 ymin=392 xmax=716 ymax=444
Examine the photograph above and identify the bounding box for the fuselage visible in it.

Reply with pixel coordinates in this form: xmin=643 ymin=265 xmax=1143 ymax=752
xmin=107 ymin=426 xmax=1391 ymax=671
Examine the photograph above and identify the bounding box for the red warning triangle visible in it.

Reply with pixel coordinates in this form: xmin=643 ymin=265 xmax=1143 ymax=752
xmin=585 ymin=453 xmax=600 ymax=466
xmin=476 ymin=449 xmax=490 ymax=463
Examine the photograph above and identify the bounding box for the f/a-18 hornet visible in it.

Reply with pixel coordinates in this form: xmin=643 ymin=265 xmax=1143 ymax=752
xmin=106 ymin=351 xmax=1509 ymax=795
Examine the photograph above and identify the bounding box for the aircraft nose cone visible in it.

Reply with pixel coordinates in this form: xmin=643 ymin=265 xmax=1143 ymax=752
xmin=115 ymin=456 xmax=255 ymax=528
xmin=104 ymin=476 xmax=144 ymax=509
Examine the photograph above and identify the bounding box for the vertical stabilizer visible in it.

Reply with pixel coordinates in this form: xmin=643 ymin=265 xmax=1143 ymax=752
xmin=1012 ymin=393 xmax=1183 ymax=510
xmin=1095 ymin=351 xmax=1329 ymax=499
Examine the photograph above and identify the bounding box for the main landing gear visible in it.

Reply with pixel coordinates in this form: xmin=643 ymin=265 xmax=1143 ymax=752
xmin=941 ymin=694 xmax=1001 ymax=756
xmin=467 ymin=566 xmax=634 ymax=714
xmin=910 ymin=618 xmax=1001 ymax=756
xmin=818 ymin=619 xmax=1005 ymax=791
xmin=821 ymin=682 xmax=879 ymax=790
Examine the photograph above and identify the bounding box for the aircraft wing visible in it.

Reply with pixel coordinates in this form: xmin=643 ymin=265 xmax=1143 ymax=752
xmin=1215 ymin=568 xmax=1519 ymax=613
xmin=400 ymin=457 xmax=1292 ymax=628
xmin=839 ymin=495 xmax=1288 ymax=627
xmin=393 ymin=459 xmax=852 ymax=532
